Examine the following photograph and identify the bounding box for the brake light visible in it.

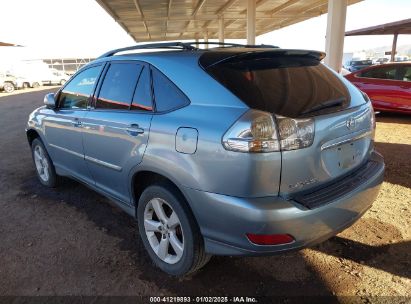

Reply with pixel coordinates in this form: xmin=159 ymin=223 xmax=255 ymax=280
xmin=276 ymin=116 xmax=315 ymax=151
xmin=222 ymin=110 xmax=315 ymax=153
xmin=222 ymin=110 xmax=280 ymax=153
xmin=370 ymin=106 xmax=376 ymax=130
xmin=370 ymin=105 xmax=376 ymax=142
xmin=246 ymin=233 xmax=295 ymax=245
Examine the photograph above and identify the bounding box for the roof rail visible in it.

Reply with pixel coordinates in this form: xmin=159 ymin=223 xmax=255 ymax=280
xmin=184 ymin=41 xmax=279 ymax=48
xmin=97 ymin=42 xmax=198 ymax=59
xmin=97 ymin=41 xmax=279 ymax=59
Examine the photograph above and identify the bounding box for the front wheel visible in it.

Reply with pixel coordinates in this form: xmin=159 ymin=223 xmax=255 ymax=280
xmin=3 ymin=82 xmax=15 ymax=93
xmin=31 ymin=138 xmax=58 ymax=187
xmin=32 ymin=82 xmax=40 ymax=88
xmin=137 ymin=183 xmax=211 ymax=276
xmin=60 ymin=79 xmax=66 ymax=85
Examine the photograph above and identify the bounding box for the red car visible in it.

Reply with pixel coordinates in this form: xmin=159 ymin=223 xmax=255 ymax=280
xmin=345 ymin=62 xmax=411 ymax=114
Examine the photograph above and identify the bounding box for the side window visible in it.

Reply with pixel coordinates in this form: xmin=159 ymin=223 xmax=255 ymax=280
xmin=400 ymin=66 xmax=411 ymax=82
xmin=131 ymin=67 xmax=153 ymax=111
xmin=359 ymin=66 xmax=397 ymax=80
xmin=96 ymin=63 xmax=142 ymax=110
xmin=152 ymin=68 xmax=189 ymax=112
xmin=59 ymin=65 xmax=101 ymax=109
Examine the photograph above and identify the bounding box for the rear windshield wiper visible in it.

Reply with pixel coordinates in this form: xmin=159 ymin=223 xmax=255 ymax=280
xmin=301 ymin=97 xmax=346 ymax=115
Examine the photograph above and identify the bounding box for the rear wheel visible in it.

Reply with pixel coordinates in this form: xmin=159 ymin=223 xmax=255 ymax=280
xmin=137 ymin=183 xmax=210 ymax=276
xmin=31 ymin=138 xmax=58 ymax=187
xmin=3 ymin=82 xmax=15 ymax=93
xmin=60 ymin=79 xmax=66 ymax=85
xmin=32 ymin=82 xmax=40 ymax=88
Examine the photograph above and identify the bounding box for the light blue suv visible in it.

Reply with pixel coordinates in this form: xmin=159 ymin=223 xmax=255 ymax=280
xmin=26 ymin=42 xmax=385 ymax=276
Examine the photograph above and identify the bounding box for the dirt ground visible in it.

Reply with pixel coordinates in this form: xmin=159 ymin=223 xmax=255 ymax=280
xmin=0 ymin=88 xmax=410 ymax=301
xmin=0 ymin=85 xmax=60 ymax=97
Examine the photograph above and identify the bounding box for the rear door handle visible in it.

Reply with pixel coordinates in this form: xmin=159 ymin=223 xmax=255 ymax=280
xmin=125 ymin=124 xmax=144 ymax=136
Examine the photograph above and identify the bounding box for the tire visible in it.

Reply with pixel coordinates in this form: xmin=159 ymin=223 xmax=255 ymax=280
xmin=31 ymin=138 xmax=58 ymax=187
xmin=3 ymin=82 xmax=15 ymax=93
xmin=137 ymin=183 xmax=211 ymax=276
xmin=32 ymin=82 xmax=40 ymax=88
xmin=60 ymin=79 xmax=66 ymax=85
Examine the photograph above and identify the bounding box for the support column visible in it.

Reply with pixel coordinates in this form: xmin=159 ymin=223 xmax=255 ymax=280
xmin=324 ymin=0 xmax=347 ymax=72
xmin=247 ymin=0 xmax=256 ymax=45
xmin=204 ymin=32 xmax=208 ymax=49
xmin=218 ymin=17 xmax=224 ymax=43
xmin=391 ymin=33 xmax=398 ymax=62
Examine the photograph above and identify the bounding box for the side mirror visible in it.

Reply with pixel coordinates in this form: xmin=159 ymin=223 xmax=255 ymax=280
xmin=44 ymin=93 xmax=57 ymax=108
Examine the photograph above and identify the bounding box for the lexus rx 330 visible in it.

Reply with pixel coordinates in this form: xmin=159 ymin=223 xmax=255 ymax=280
xmin=26 ymin=42 xmax=385 ymax=276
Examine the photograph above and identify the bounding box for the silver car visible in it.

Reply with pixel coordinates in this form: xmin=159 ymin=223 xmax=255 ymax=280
xmin=26 ymin=42 xmax=385 ymax=276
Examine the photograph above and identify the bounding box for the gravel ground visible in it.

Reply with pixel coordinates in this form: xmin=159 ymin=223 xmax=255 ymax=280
xmin=0 ymin=89 xmax=410 ymax=301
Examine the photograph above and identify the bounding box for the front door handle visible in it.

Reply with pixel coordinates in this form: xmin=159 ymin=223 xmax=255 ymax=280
xmin=125 ymin=124 xmax=144 ymax=136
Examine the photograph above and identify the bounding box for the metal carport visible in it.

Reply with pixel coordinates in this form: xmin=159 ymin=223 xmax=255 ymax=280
xmin=345 ymin=18 xmax=411 ymax=62
xmin=96 ymin=0 xmax=362 ymax=72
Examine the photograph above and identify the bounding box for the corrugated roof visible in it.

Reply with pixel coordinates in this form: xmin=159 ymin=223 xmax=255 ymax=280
xmin=345 ymin=18 xmax=411 ymax=36
xmin=96 ymin=0 xmax=362 ymax=42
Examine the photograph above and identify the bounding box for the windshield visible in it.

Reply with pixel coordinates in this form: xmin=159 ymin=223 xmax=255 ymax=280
xmin=204 ymin=55 xmax=351 ymax=117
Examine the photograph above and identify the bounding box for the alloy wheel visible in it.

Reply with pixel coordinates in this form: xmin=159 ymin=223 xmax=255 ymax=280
xmin=33 ymin=145 xmax=49 ymax=182
xmin=143 ymin=197 xmax=184 ymax=264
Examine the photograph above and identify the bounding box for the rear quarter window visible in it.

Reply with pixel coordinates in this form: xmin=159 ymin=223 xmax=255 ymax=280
xmin=152 ymin=68 xmax=189 ymax=112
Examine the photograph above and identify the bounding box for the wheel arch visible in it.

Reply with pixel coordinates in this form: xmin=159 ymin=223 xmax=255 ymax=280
xmin=130 ymin=169 xmax=196 ymax=222
xmin=26 ymin=128 xmax=41 ymax=146
xmin=26 ymin=127 xmax=49 ymax=149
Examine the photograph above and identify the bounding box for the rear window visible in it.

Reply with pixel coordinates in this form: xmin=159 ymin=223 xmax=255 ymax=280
xmin=204 ymin=55 xmax=350 ymax=117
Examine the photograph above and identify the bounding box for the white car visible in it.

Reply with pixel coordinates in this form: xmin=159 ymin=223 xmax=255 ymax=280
xmin=15 ymin=76 xmax=42 ymax=89
xmin=42 ymin=69 xmax=70 ymax=85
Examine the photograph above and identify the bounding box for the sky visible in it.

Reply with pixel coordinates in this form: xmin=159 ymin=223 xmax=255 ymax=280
xmin=0 ymin=0 xmax=410 ymax=59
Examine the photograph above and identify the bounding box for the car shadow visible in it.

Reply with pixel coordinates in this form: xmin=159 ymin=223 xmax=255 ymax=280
xmin=376 ymin=112 xmax=411 ymax=125
xmin=19 ymin=175 xmax=337 ymax=299
xmin=314 ymin=236 xmax=411 ymax=279
xmin=374 ymin=142 xmax=411 ymax=188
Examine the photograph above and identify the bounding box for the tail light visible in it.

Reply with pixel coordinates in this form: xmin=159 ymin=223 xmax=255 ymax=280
xmin=370 ymin=105 xmax=376 ymax=130
xmin=222 ymin=110 xmax=280 ymax=153
xmin=276 ymin=116 xmax=315 ymax=150
xmin=370 ymin=104 xmax=376 ymax=142
xmin=222 ymin=110 xmax=315 ymax=153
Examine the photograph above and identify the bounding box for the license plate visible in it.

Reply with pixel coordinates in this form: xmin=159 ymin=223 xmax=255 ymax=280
xmin=336 ymin=142 xmax=362 ymax=169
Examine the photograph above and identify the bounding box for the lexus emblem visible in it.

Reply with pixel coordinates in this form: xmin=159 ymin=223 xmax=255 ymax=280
xmin=346 ymin=117 xmax=356 ymax=130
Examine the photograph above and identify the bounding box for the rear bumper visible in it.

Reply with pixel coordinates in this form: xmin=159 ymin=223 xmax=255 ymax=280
xmin=184 ymin=152 xmax=385 ymax=256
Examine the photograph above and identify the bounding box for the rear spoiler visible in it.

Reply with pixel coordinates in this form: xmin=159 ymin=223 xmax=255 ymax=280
xmin=200 ymin=49 xmax=326 ymax=69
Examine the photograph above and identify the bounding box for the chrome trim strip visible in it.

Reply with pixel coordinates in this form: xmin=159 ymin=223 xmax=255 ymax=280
xmin=49 ymin=143 xmax=84 ymax=159
xmin=85 ymin=155 xmax=122 ymax=172
xmin=321 ymin=129 xmax=372 ymax=151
